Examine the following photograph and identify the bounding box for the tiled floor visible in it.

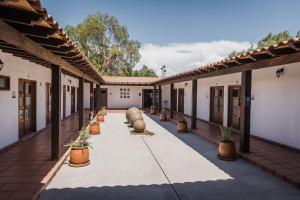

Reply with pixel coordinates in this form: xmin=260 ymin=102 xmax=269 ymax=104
xmin=162 ymin=111 xmax=300 ymax=188
xmin=0 ymin=111 xmax=89 ymax=200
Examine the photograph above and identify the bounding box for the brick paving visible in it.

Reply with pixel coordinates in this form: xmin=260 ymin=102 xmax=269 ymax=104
xmin=161 ymin=111 xmax=300 ymax=188
xmin=0 ymin=112 xmax=89 ymax=200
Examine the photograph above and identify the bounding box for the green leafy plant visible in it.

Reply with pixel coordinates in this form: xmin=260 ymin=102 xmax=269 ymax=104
xmin=89 ymin=118 xmax=98 ymax=125
xmin=65 ymin=127 xmax=92 ymax=148
xmin=178 ymin=117 xmax=186 ymax=123
xmin=101 ymin=106 xmax=107 ymax=111
xmin=150 ymin=105 xmax=157 ymax=109
xmin=161 ymin=108 xmax=167 ymax=114
xmin=220 ymin=126 xmax=233 ymax=143
xmin=98 ymin=110 xmax=105 ymax=116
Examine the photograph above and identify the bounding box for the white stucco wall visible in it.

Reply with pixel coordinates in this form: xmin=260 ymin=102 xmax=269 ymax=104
xmin=61 ymin=74 xmax=79 ymax=119
xmin=101 ymin=85 xmax=153 ymax=109
xmin=84 ymin=82 xmax=91 ymax=109
xmin=161 ymin=84 xmax=170 ymax=109
xmin=251 ymin=63 xmax=300 ymax=149
xmin=0 ymin=51 xmax=51 ymax=149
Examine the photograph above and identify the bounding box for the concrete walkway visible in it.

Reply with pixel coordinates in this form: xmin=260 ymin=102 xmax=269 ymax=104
xmin=40 ymin=113 xmax=300 ymax=200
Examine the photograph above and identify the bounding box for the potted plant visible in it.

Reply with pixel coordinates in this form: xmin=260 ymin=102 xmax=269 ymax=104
xmin=97 ymin=110 xmax=105 ymax=122
xmin=150 ymin=105 xmax=157 ymax=115
xmin=177 ymin=117 xmax=187 ymax=133
xmin=101 ymin=106 xmax=108 ymax=115
xmin=160 ymin=108 xmax=168 ymax=121
xmin=66 ymin=127 xmax=92 ymax=167
xmin=89 ymin=118 xmax=100 ymax=135
xmin=218 ymin=126 xmax=236 ymax=160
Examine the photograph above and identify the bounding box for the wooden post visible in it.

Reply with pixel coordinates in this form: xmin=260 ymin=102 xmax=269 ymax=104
xmin=158 ymin=85 xmax=162 ymax=112
xmin=153 ymin=86 xmax=157 ymax=106
xmin=170 ymin=83 xmax=174 ymax=119
xmin=90 ymin=82 xmax=94 ymax=116
xmin=78 ymin=77 xmax=84 ymax=130
xmin=240 ymin=70 xmax=252 ymax=152
xmin=191 ymin=79 xmax=197 ymax=129
xmin=96 ymin=84 xmax=100 ymax=112
xmin=51 ymin=64 xmax=61 ymax=160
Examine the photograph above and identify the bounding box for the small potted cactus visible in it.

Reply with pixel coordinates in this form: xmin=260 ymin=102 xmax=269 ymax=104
xmin=97 ymin=110 xmax=105 ymax=122
xmin=218 ymin=126 xmax=236 ymax=160
xmin=89 ymin=118 xmax=100 ymax=135
xmin=177 ymin=117 xmax=187 ymax=133
xmin=150 ymin=105 xmax=157 ymax=115
xmin=160 ymin=108 xmax=168 ymax=121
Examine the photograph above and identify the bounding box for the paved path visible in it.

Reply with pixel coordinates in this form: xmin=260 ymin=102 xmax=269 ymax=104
xmin=40 ymin=113 xmax=300 ymax=200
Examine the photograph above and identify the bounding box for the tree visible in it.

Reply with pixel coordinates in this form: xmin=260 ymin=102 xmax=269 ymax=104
xmin=132 ymin=65 xmax=157 ymax=77
xmin=65 ymin=13 xmax=141 ymax=76
xmin=297 ymin=31 xmax=300 ymax=38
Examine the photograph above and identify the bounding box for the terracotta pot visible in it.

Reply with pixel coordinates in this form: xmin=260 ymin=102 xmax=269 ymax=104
xmin=177 ymin=122 xmax=187 ymax=133
xmin=69 ymin=147 xmax=89 ymax=166
xmin=218 ymin=142 xmax=236 ymax=160
xmin=97 ymin=115 xmax=104 ymax=122
xmin=89 ymin=123 xmax=100 ymax=135
xmin=150 ymin=108 xmax=156 ymax=115
xmin=160 ymin=113 xmax=167 ymax=121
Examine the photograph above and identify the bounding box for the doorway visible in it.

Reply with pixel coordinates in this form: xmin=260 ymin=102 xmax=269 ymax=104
xmin=18 ymin=79 xmax=36 ymax=138
xmin=210 ymin=86 xmax=224 ymax=125
xmin=71 ymin=86 xmax=76 ymax=114
xmin=99 ymin=88 xmax=107 ymax=108
xmin=142 ymin=89 xmax=153 ymax=109
xmin=63 ymin=85 xmax=66 ymax=118
xmin=178 ymin=88 xmax=184 ymax=113
xmin=45 ymin=83 xmax=52 ymax=125
xmin=171 ymin=89 xmax=177 ymax=112
xmin=228 ymin=85 xmax=241 ymax=130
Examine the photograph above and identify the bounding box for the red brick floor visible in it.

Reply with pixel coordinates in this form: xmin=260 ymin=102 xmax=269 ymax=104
xmin=0 ymin=111 xmax=89 ymax=200
xmin=162 ymin=111 xmax=300 ymax=188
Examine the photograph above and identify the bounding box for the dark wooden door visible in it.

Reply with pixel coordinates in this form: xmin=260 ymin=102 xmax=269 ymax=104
xmin=76 ymin=87 xmax=79 ymax=112
xmin=143 ymin=89 xmax=153 ymax=109
xmin=63 ymin=85 xmax=66 ymax=118
xmin=210 ymin=86 xmax=224 ymax=125
xmin=178 ymin=88 xmax=184 ymax=113
xmin=71 ymin=86 xmax=76 ymax=114
xmin=228 ymin=85 xmax=241 ymax=129
xmin=99 ymin=88 xmax=107 ymax=108
xmin=46 ymin=83 xmax=52 ymax=125
xmin=18 ymin=79 xmax=36 ymax=138
xmin=171 ymin=89 xmax=177 ymax=112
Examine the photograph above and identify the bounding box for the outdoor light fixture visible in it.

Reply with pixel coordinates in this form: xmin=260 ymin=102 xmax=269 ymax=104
xmin=68 ymin=79 xmax=72 ymax=84
xmin=0 ymin=58 xmax=4 ymax=71
xmin=276 ymin=68 xmax=284 ymax=78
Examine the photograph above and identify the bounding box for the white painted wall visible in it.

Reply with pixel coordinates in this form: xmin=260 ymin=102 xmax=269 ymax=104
xmin=101 ymin=85 xmax=153 ymax=109
xmin=0 ymin=51 xmax=51 ymax=149
xmin=161 ymin=84 xmax=170 ymax=109
xmin=251 ymin=63 xmax=300 ymax=149
xmin=84 ymin=82 xmax=91 ymax=109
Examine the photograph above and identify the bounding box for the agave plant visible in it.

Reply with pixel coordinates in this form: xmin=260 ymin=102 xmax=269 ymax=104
xmin=220 ymin=126 xmax=233 ymax=143
xmin=89 ymin=118 xmax=98 ymax=125
xmin=65 ymin=127 xmax=92 ymax=148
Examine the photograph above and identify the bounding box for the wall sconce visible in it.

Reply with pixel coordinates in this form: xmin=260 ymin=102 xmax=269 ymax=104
xmin=184 ymin=82 xmax=188 ymax=87
xmin=0 ymin=58 xmax=4 ymax=71
xmin=109 ymin=92 xmax=112 ymax=95
xmin=68 ymin=79 xmax=72 ymax=84
xmin=276 ymin=68 xmax=284 ymax=78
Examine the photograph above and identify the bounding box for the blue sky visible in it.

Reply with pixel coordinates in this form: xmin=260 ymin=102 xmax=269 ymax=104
xmin=41 ymin=0 xmax=300 ymax=75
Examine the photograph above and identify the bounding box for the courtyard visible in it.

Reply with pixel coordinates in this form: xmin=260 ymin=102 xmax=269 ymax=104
xmin=40 ymin=112 xmax=300 ymax=200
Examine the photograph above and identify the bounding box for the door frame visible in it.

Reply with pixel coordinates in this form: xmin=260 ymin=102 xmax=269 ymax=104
xmin=99 ymin=88 xmax=108 ymax=108
xmin=45 ymin=82 xmax=51 ymax=126
xmin=172 ymin=89 xmax=178 ymax=112
xmin=63 ymin=85 xmax=66 ymax=118
xmin=18 ymin=78 xmax=37 ymax=138
xmin=177 ymin=88 xmax=184 ymax=113
xmin=71 ymin=86 xmax=76 ymax=114
xmin=227 ymin=85 xmax=241 ymax=130
xmin=142 ymin=89 xmax=153 ymax=109
xmin=209 ymin=86 xmax=224 ymax=125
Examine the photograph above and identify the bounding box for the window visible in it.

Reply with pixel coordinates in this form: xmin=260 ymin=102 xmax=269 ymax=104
xmin=0 ymin=75 xmax=10 ymax=90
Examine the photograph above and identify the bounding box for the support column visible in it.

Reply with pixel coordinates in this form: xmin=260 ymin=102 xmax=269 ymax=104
xmin=78 ymin=77 xmax=84 ymax=130
xmin=51 ymin=64 xmax=61 ymax=160
xmin=158 ymin=85 xmax=162 ymax=112
xmin=240 ymin=70 xmax=252 ymax=152
xmin=90 ymin=82 xmax=94 ymax=116
xmin=191 ymin=79 xmax=197 ymax=129
xmin=170 ymin=83 xmax=174 ymax=119
xmin=153 ymin=85 xmax=157 ymax=106
xmin=95 ymin=84 xmax=100 ymax=112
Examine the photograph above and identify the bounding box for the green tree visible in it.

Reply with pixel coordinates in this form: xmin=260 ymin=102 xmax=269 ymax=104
xmin=296 ymin=31 xmax=300 ymax=38
xmin=65 ymin=13 xmax=141 ymax=76
xmin=257 ymin=31 xmax=292 ymax=48
xmin=132 ymin=65 xmax=157 ymax=77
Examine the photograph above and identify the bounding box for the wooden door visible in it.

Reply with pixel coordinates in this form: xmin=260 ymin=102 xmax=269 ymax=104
xmin=63 ymin=85 xmax=66 ymax=118
xmin=172 ymin=89 xmax=177 ymax=112
xmin=76 ymin=87 xmax=79 ymax=112
xmin=142 ymin=89 xmax=153 ymax=109
xmin=228 ymin=85 xmax=241 ymax=129
xmin=71 ymin=86 xmax=76 ymax=114
xmin=210 ymin=86 xmax=224 ymax=125
xmin=178 ymin=88 xmax=184 ymax=113
xmin=18 ymin=79 xmax=36 ymax=138
xmin=99 ymin=88 xmax=107 ymax=108
xmin=46 ymin=83 xmax=52 ymax=125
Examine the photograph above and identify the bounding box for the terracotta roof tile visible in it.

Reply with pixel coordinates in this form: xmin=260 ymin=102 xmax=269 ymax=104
xmin=102 ymin=76 xmax=160 ymax=85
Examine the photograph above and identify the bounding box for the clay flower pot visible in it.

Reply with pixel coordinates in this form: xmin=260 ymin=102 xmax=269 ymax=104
xmin=177 ymin=122 xmax=187 ymax=133
xmin=89 ymin=123 xmax=100 ymax=135
xmin=160 ymin=113 xmax=167 ymax=121
xmin=97 ymin=115 xmax=104 ymax=122
xmin=150 ymin=108 xmax=157 ymax=115
xmin=218 ymin=142 xmax=236 ymax=160
xmin=69 ymin=147 xmax=90 ymax=167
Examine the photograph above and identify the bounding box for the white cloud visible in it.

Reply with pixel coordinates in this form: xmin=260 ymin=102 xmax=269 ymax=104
xmin=135 ymin=40 xmax=252 ymax=76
